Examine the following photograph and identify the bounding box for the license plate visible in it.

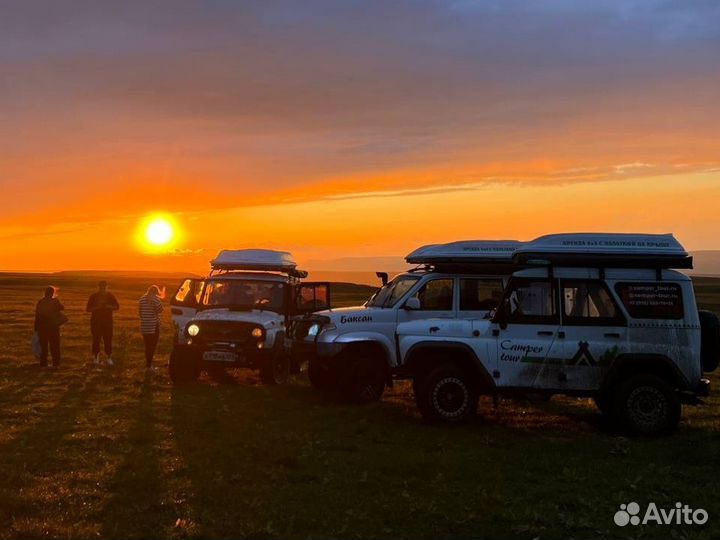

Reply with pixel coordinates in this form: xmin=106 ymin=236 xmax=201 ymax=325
xmin=203 ymin=351 xmax=237 ymax=362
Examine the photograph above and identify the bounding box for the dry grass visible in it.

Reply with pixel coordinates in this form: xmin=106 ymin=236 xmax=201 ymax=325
xmin=0 ymin=273 xmax=718 ymax=539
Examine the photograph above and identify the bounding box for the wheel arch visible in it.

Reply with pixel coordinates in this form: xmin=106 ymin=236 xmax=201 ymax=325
xmin=404 ymin=341 xmax=495 ymax=392
xmin=334 ymin=332 xmax=395 ymax=366
xmin=601 ymin=353 xmax=691 ymax=393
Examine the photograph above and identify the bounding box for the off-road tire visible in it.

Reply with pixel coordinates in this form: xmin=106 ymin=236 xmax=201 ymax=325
xmin=348 ymin=356 xmax=386 ymax=404
xmin=259 ymin=347 xmax=291 ymax=385
xmin=611 ymin=374 xmax=681 ymax=436
xmin=308 ymin=358 xmax=334 ymax=392
xmin=415 ymin=363 xmax=478 ymax=424
xmin=333 ymin=347 xmax=386 ymax=403
xmin=169 ymin=348 xmax=201 ymax=383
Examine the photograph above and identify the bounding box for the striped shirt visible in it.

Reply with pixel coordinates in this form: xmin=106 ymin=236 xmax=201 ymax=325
xmin=138 ymin=294 xmax=163 ymax=335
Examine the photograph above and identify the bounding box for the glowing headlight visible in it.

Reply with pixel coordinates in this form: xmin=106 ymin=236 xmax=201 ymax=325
xmin=187 ymin=324 xmax=200 ymax=337
xmin=307 ymin=324 xmax=321 ymax=337
xmin=251 ymin=327 xmax=264 ymax=338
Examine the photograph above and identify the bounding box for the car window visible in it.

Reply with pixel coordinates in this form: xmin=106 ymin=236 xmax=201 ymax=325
xmin=194 ymin=281 xmax=205 ymax=304
xmin=459 ymin=278 xmax=504 ymax=311
xmin=614 ymin=282 xmax=684 ymax=320
xmin=174 ymin=279 xmax=192 ymax=303
xmin=562 ymin=281 xmax=625 ymax=325
xmin=505 ymin=280 xmax=557 ymax=323
xmin=367 ymin=275 xmax=420 ymax=308
xmin=410 ymin=279 xmax=454 ymax=311
xmin=202 ymin=280 xmax=286 ymax=312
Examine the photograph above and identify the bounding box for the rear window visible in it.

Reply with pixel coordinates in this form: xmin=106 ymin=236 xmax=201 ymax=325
xmin=614 ymin=282 xmax=684 ymax=320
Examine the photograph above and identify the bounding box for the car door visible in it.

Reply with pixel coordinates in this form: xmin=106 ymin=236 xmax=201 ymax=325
xmin=294 ymin=282 xmax=331 ymax=314
xmin=492 ymin=278 xmax=561 ymax=388
xmin=535 ymin=279 xmax=627 ymax=391
xmin=397 ymin=277 xmax=457 ymax=324
xmin=170 ymin=278 xmax=205 ymax=340
xmin=458 ymin=276 xmax=506 ymax=319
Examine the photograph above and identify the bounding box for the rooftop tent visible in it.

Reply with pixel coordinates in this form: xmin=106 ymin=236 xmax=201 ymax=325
xmin=210 ymin=249 xmax=309 ymax=278
xmin=514 ymin=233 xmax=693 ymax=269
xmin=406 ymin=240 xmax=524 ymax=272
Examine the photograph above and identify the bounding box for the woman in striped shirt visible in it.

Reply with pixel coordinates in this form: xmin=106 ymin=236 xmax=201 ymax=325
xmin=138 ymin=285 xmax=165 ymax=370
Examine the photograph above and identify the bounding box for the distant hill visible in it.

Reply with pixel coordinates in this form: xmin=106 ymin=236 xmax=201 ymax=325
xmin=2 ymin=249 xmax=718 ymax=288
xmin=689 ymin=251 xmax=720 ymax=276
xmin=53 ymin=270 xmax=201 ymax=279
xmin=305 ymin=251 xmax=720 ymax=282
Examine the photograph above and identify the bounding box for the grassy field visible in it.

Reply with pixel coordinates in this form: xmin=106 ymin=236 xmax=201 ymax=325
xmin=0 ymin=273 xmax=719 ymax=539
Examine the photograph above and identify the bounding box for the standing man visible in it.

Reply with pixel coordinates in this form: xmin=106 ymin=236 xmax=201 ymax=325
xmin=139 ymin=285 xmax=165 ymax=370
xmin=86 ymin=280 xmax=120 ymax=366
xmin=34 ymin=286 xmax=65 ymax=367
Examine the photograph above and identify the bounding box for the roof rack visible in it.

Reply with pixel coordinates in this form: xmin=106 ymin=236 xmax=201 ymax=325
xmin=210 ymin=249 xmax=309 ymax=278
xmin=513 ymin=233 xmax=692 ymax=269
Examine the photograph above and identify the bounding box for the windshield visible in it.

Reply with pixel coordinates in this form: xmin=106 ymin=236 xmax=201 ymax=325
xmin=367 ymin=275 xmax=420 ymax=308
xmin=201 ymin=279 xmax=286 ymax=312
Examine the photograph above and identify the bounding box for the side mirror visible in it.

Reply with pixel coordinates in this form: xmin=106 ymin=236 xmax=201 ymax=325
xmin=403 ymin=297 xmax=421 ymax=310
xmin=492 ymin=298 xmax=510 ymax=329
xmin=376 ymin=272 xmax=389 ymax=286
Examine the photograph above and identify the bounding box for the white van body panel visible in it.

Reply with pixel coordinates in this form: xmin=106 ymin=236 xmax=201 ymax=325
xmin=314 ymin=273 xmax=507 ymax=367
xmin=398 ymin=267 xmax=703 ymax=392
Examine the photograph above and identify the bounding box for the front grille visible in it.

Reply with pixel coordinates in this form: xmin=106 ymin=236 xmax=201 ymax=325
xmin=193 ymin=321 xmax=259 ymax=343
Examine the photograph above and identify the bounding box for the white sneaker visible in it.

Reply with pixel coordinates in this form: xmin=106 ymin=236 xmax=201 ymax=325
xmin=93 ymin=355 xmax=101 ymax=366
xmin=106 ymin=358 xmax=114 ymax=367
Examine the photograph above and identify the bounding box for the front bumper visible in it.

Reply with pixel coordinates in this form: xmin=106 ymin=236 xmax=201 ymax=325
xmin=696 ymin=378 xmax=711 ymax=397
xmin=678 ymin=378 xmax=711 ymax=404
xmin=290 ymin=337 xmax=347 ymax=364
xmin=174 ymin=342 xmax=272 ymax=369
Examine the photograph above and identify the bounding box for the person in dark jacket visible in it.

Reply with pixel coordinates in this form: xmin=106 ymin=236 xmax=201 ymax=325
xmin=34 ymin=286 xmax=65 ymax=367
xmin=86 ymin=280 xmax=120 ymax=366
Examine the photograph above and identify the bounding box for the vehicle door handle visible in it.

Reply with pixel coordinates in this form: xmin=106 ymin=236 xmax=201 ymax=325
xmin=537 ymin=331 xmax=553 ymax=336
xmin=429 ymin=326 xmax=440 ymax=334
xmin=604 ymin=332 xmax=621 ymax=338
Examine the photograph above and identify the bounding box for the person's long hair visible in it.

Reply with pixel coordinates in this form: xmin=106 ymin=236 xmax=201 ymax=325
xmin=146 ymin=285 xmax=166 ymax=300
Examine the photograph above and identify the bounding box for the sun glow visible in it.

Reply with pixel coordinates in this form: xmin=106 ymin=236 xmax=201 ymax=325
xmin=145 ymin=218 xmax=173 ymax=245
xmin=135 ymin=214 xmax=180 ymax=252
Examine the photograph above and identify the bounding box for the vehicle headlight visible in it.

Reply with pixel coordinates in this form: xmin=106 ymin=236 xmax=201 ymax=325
xmin=309 ymin=322 xmax=335 ymax=337
xmin=187 ymin=324 xmax=200 ymax=337
xmin=251 ymin=327 xmax=264 ymax=338
xmin=307 ymin=323 xmax=321 ymax=337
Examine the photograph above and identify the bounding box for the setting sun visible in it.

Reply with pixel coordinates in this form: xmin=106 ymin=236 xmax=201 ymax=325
xmin=145 ymin=217 xmax=173 ymax=246
xmin=134 ymin=214 xmax=180 ymax=253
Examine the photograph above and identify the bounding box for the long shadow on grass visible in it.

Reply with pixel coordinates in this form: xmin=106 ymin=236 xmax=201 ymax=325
xmin=0 ymin=371 xmax=100 ymax=529
xmin=0 ymin=364 xmax=48 ymax=410
xmin=100 ymin=373 xmax=169 ymax=539
xmin=170 ymin=380 xmax=337 ymax=538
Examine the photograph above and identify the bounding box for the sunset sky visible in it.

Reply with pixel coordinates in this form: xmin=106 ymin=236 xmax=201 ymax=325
xmin=2 ymin=1 xmax=719 ymax=273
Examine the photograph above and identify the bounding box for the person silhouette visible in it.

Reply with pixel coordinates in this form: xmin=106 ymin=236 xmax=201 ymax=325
xmin=86 ymin=280 xmax=120 ymax=366
xmin=34 ymin=286 xmax=65 ymax=368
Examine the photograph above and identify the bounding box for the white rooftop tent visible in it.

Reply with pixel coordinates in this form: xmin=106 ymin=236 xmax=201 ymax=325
xmin=514 ymin=233 xmax=692 ymax=269
xmin=406 ymin=240 xmax=523 ymax=265
xmin=210 ymin=249 xmax=309 ymax=278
